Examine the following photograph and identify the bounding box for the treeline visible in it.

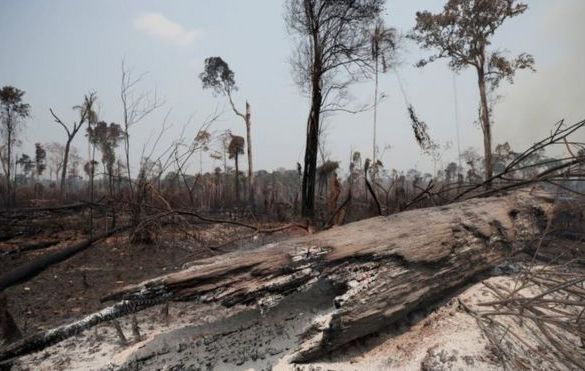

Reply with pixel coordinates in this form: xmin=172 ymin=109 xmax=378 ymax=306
xmin=2 ymin=0 xmax=584 ymax=229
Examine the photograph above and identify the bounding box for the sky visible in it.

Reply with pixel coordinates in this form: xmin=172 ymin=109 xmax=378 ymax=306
xmin=0 ymin=0 xmax=584 ymax=177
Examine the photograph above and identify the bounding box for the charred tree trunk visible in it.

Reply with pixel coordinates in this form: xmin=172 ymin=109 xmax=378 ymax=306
xmin=5 ymin=111 xmax=13 ymax=207
xmin=60 ymin=138 xmax=72 ymax=193
xmin=105 ymin=190 xmax=557 ymax=359
xmin=0 ymin=226 xmax=129 ymax=292
xmin=234 ymin=152 xmax=240 ymax=204
xmin=0 ymin=294 xmax=21 ymax=346
xmin=245 ymin=101 xmax=254 ymax=209
xmin=301 ymin=80 xmax=322 ymax=218
xmin=0 ymin=190 xmax=564 ymax=367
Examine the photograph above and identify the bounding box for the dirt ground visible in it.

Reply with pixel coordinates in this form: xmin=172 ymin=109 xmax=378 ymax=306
xmin=2 ymin=222 xmax=583 ymax=370
xmin=11 ymin=265 xmax=583 ymax=371
xmin=0 ymin=223 xmax=303 ymax=334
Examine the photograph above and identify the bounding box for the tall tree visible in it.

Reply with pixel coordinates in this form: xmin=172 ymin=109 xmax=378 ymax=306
xmin=34 ymin=143 xmax=47 ymax=178
xmin=285 ymin=0 xmax=386 ymax=217
xmin=0 ymin=86 xmax=30 ymax=206
xmin=119 ymin=61 xmax=163 ymax=194
xmin=411 ymin=0 xmax=534 ymax=183
xmin=88 ymin=121 xmax=124 ymax=196
xmin=370 ymin=19 xmax=397 ymax=168
xmin=199 ymin=57 xmax=255 ymax=207
xmin=228 ymin=134 xmax=245 ymax=204
xmin=50 ymin=92 xmax=97 ymax=192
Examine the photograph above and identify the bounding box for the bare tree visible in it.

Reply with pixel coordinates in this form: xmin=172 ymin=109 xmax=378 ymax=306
xmin=171 ymin=125 xmax=214 ymax=208
xmin=120 ymin=61 xmax=162 ymax=194
xmin=411 ymin=0 xmax=535 ymax=184
xmin=119 ymin=61 xmax=163 ymax=243
xmin=370 ymin=19 xmax=397 ymax=168
xmin=0 ymin=86 xmax=30 ymax=206
xmin=50 ymin=92 xmax=97 ymax=193
xmin=285 ymin=0 xmax=386 ymax=217
xmin=199 ymin=57 xmax=255 ymax=207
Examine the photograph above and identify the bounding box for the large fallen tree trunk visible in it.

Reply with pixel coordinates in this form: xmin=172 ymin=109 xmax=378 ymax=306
xmin=0 ymin=190 xmax=563 ymax=365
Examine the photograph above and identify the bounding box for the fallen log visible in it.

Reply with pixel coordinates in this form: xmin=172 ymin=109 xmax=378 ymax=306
xmin=0 ymin=200 xmax=108 ymax=216
xmin=0 ymin=190 xmax=563 ymax=366
xmin=0 ymin=226 xmax=129 ymax=292
xmin=0 ymin=298 xmax=162 ymax=364
xmin=2 ymin=239 xmax=61 ymax=256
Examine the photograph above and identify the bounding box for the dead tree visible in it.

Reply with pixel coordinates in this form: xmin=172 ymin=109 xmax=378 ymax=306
xmin=370 ymin=19 xmax=397 ymax=168
xmin=200 ymin=57 xmax=255 ymax=207
xmin=0 ymin=189 xmax=566 ymax=366
xmin=0 ymin=226 xmax=129 ymax=292
xmin=50 ymin=93 xmax=97 ymax=193
xmin=286 ymin=0 xmax=388 ymax=217
xmin=120 ymin=61 xmax=163 ymax=242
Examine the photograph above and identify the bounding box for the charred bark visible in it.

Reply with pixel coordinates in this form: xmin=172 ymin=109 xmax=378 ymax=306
xmin=0 ymin=190 xmax=564 ymax=366
xmin=0 ymin=226 xmax=129 ymax=292
xmin=105 ymin=190 xmax=558 ymax=361
xmin=2 ymin=239 xmax=60 ymax=256
xmin=301 ymin=83 xmax=322 ymax=218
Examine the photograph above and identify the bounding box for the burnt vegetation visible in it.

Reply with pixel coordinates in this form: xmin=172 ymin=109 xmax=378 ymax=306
xmin=1 ymin=0 xmax=584 ymax=369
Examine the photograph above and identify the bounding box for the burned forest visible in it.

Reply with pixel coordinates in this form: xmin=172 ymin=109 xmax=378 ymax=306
xmin=1 ymin=1 xmax=585 ymax=370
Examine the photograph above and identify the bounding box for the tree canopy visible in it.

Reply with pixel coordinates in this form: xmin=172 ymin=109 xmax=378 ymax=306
xmin=199 ymin=57 xmax=237 ymax=96
xmin=411 ymin=0 xmax=534 ymax=89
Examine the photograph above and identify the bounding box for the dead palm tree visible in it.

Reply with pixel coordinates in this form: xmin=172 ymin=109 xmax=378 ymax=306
xmin=370 ymin=20 xmax=397 ymax=170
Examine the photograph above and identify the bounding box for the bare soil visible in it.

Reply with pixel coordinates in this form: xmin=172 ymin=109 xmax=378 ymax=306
xmin=0 ymin=223 xmax=302 ymax=335
xmin=1 ymin=213 xmax=583 ymax=370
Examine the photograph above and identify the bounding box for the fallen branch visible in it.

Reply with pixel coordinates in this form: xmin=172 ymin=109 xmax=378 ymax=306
xmin=323 ymin=187 xmax=352 ymax=230
xmin=364 ymin=159 xmax=382 ymax=215
xmin=0 ymin=226 xmax=129 ymax=292
xmin=2 ymin=240 xmax=61 ymax=256
xmin=0 ymin=298 xmax=164 ymax=365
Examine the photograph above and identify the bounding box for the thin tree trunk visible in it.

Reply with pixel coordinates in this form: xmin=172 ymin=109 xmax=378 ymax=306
xmin=12 ymin=161 xmax=17 ymax=206
xmin=124 ymin=133 xmax=133 ymax=195
xmin=234 ymin=153 xmax=240 ymax=204
xmin=245 ymin=102 xmax=254 ymax=209
xmin=60 ymin=138 xmax=72 ymax=194
xmin=373 ymin=58 xmax=379 ymax=167
xmin=108 ymin=166 xmax=114 ymax=197
xmin=477 ymin=67 xmax=493 ymax=185
xmin=89 ymin=144 xmax=96 ymax=237
xmin=6 ymin=111 xmax=12 ymax=207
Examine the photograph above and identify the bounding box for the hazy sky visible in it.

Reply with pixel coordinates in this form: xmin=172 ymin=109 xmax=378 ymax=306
xmin=1 ymin=0 xmax=583 ymax=176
